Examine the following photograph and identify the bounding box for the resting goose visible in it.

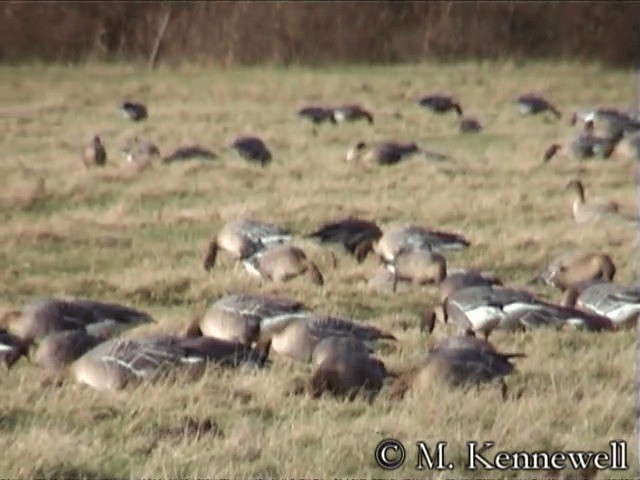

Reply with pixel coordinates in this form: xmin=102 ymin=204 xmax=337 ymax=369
xmin=332 ymin=104 xmax=374 ymax=124
xmin=389 ymin=334 xmax=524 ymax=399
xmin=306 ymin=217 xmax=383 ymax=263
xmin=230 ymin=136 xmax=272 ymax=167
xmin=529 ymin=251 xmax=616 ymax=291
xmin=244 ymin=244 xmax=324 ymax=285
xmin=82 ymin=135 xmax=107 ymax=168
xmin=258 ymin=313 xmax=396 ymax=363
xmin=374 ymin=223 xmax=470 ymax=265
xmin=202 ymin=218 xmax=291 ymax=271
xmin=515 ymin=94 xmax=561 ymax=119
xmin=71 ymin=335 xmax=269 ymax=392
xmin=345 ymin=141 xmax=419 ymax=166
xmin=565 ymin=179 xmax=635 ymax=225
xmin=308 ymin=336 xmax=388 ymax=400
xmin=562 ymin=280 xmax=640 ymax=329
xmin=120 ymin=101 xmax=148 ymax=121
xmin=184 ymin=293 xmax=308 ymax=345
xmin=418 ymin=94 xmax=463 ymax=116
xmin=0 ymin=298 xmax=153 ymax=345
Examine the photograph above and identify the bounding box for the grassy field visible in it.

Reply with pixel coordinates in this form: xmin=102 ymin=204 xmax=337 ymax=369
xmin=0 ymin=61 xmax=637 ymax=479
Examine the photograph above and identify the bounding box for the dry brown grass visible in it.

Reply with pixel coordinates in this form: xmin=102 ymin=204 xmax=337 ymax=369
xmin=0 ymin=61 xmax=637 ymax=478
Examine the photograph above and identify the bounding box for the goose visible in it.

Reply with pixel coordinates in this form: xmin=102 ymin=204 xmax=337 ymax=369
xmin=571 ymin=108 xmax=640 ymax=138
xmin=565 ymin=179 xmax=635 ymax=225
xmin=162 ymin=145 xmax=217 ymax=163
xmin=71 ymin=335 xmax=270 ymax=392
xmin=306 ymin=216 xmax=383 ymax=263
xmin=307 ymin=336 xmax=389 ymax=400
xmin=544 ymin=124 xmax=623 ymax=162
xmin=436 ymin=270 xmax=503 ymax=305
xmin=562 ymin=280 xmax=640 ymax=329
xmin=202 ymin=218 xmax=291 ymax=271
xmin=32 ymin=329 xmax=105 ymax=375
xmin=82 ymin=135 xmax=107 ymax=168
xmin=345 ymin=141 xmax=419 ymax=166
xmin=297 ymin=106 xmax=336 ymax=125
xmin=422 ymin=285 xmax=613 ymax=337
xmin=389 ymin=334 xmax=524 ymax=398
xmin=120 ymin=101 xmax=148 ymax=121
xmin=0 ymin=329 xmax=28 ymax=369
xmin=515 ymin=94 xmax=561 ymax=119
xmin=121 ymin=136 xmax=161 ymax=165
xmin=184 ymin=293 xmax=308 ymax=345
xmin=459 ymin=117 xmax=482 ymax=133
xmin=418 ymin=95 xmax=463 ymax=116
xmin=230 ymin=136 xmax=272 ymax=167
xmin=529 ymin=251 xmax=616 ymax=291
xmin=258 ymin=313 xmax=396 ymax=363
xmin=244 ymin=243 xmax=324 ymax=285
xmin=332 ymin=104 xmax=374 ymax=124
xmin=384 ymin=246 xmax=447 ymax=289
xmin=0 ymin=298 xmax=154 ymax=345
xmin=373 ymin=223 xmax=470 ymax=265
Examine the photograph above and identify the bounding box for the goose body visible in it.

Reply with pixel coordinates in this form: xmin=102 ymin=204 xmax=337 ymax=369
xmin=332 ymin=104 xmax=374 ymax=124
xmin=346 ymin=141 xmax=419 ymax=166
xmin=387 ymin=246 xmax=447 ymax=285
xmin=530 ymin=251 xmax=616 ymax=291
xmin=459 ymin=117 xmax=482 ymax=133
xmin=1 ymin=298 xmax=153 ymax=345
xmin=565 ymin=179 xmax=634 ymax=225
xmin=245 ymin=244 xmax=324 ymax=285
xmin=163 ymin=145 xmax=217 ymax=163
xmin=306 ymin=217 xmax=382 ymax=262
xmin=72 ymin=335 xmax=268 ymax=392
xmin=33 ymin=330 xmax=104 ymax=374
xmin=563 ymin=281 xmax=640 ymax=328
xmin=308 ymin=336 xmax=388 ymax=400
xmin=82 ymin=135 xmax=107 ymax=168
xmin=186 ymin=293 xmax=307 ymax=345
xmin=437 ymin=270 xmax=503 ymax=305
xmin=121 ymin=136 xmax=160 ymax=165
xmin=374 ymin=224 xmax=470 ymax=264
xmin=418 ymin=95 xmax=462 ymax=116
xmin=230 ymin=136 xmax=272 ymax=166
xmin=515 ymin=94 xmax=561 ymax=118
xmin=203 ymin=218 xmax=291 ymax=271
xmin=120 ymin=101 xmax=148 ymax=121
xmin=297 ymin=106 xmax=336 ymax=124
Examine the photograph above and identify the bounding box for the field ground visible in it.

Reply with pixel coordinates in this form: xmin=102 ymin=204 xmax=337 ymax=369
xmin=0 ymin=61 xmax=637 ymax=478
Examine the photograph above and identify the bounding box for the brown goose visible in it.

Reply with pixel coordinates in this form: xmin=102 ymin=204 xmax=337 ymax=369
xmin=308 ymin=336 xmax=388 ymax=400
xmin=1 ymin=298 xmax=153 ymax=345
xmin=565 ymin=179 xmax=635 ymax=225
xmin=184 ymin=293 xmax=308 ymax=345
xmin=244 ymin=244 xmax=324 ymax=285
xmin=71 ymin=335 xmax=270 ymax=392
xmin=202 ymin=218 xmax=291 ymax=271
xmin=306 ymin=217 xmax=383 ymax=263
xmin=529 ymin=251 xmax=616 ymax=291
xmin=389 ymin=334 xmax=524 ymax=399
xmin=82 ymin=135 xmax=107 ymax=168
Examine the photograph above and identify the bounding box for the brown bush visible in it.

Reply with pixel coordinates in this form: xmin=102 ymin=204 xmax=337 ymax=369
xmin=0 ymin=1 xmax=637 ymax=66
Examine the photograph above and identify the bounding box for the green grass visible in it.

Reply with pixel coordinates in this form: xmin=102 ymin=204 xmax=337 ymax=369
xmin=0 ymin=60 xmax=637 ymax=478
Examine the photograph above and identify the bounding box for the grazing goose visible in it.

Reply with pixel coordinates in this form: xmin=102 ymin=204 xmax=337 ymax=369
xmin=345 ymin=141 xmax=419 ymax=166
xmin=385 ymin=246 xmax=447 ymax=290
xmin=308 ymin=336 xmax=389 ymax=400
xmin=418 ymin=95 xmax=463 ymax=116
xmin=259 ymin=313 xmax=396 ymax=363
xmin=306 ymin=217 xmax=383 ymax=263
xmin=459 ymin=117 xmax=482 ymax=133
xmin=562 ymin=280 xmax=640 ymax=329
xmin=244 ymin=244 xmax=324 ymax=285
xmin=121 ymin=136 xmax=161 ymax=165
xmin=422 ymin=285 xmax=613 ymax=337
xmin=389 ymin=334 xmax=524 ymax=398
xmin=0 ymin=329 xmax=28 ymax=369
xmin=71 ymin=335 xmax=270 ymax=392
xmin=515 ymin=94 xmax=561 ymax=119
xmin=202 ymin=218 xmax=291 ymax=271
xmin=184 ymin=293 xmax=308 ymax=345
xmin=529 ymin=251 xmax=616 ymax=291
xmin=120 ymin=101 xmax=148 ymax=121
xmin=436 ymin=270 xmax=503 ymax=305
xmin=82 ymin=135 xmax=107 ymax=168
xmin=1 ymin=298 xmax=154 ymax=345
xmin=332 ymin=104 xmax=374 ymax=124
xmin=33 ymin=330 xmax=104 ymax=375
xmin=374 ymin=223 xmax=470 ymax=265
xmin=230 ymin=136 xmax=272 ymax=167
xmin=565 ymin=179 xmax=635 ymax=225
xmin=297 ymin=106 xmax=336 ymax=125
xmin=162 ymin=145 xmax=217 ymax=163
